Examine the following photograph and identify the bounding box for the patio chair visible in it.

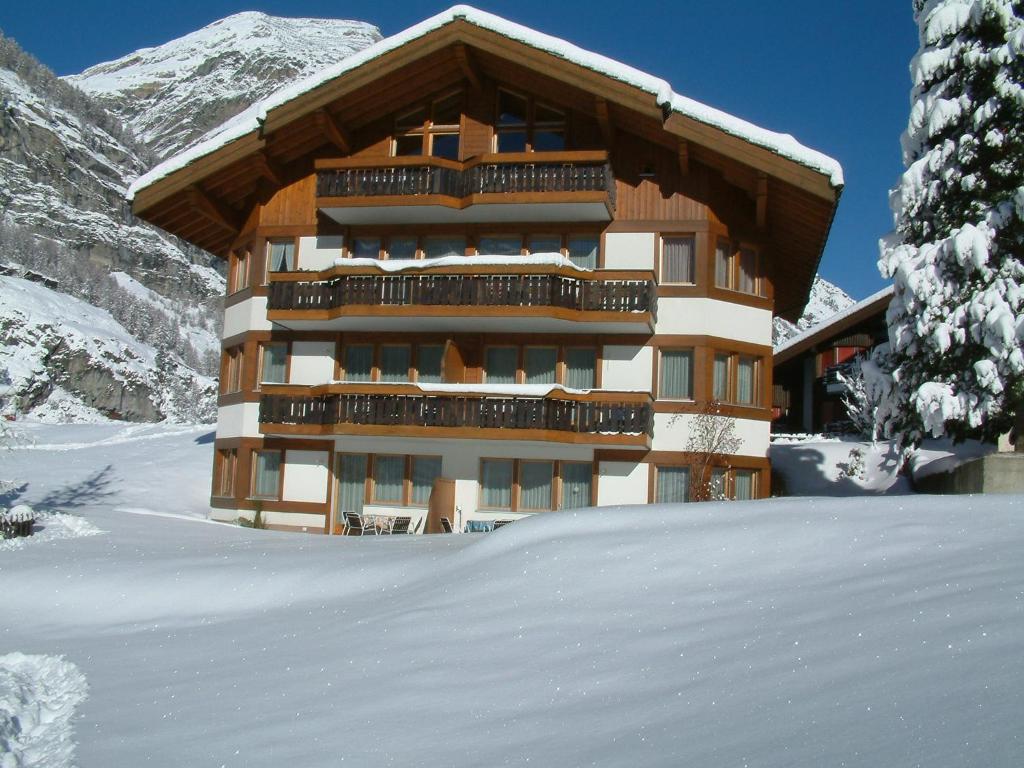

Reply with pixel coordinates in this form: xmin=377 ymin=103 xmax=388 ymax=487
xmin=388 ymin=516 xmax=412 ymax=535
xmin=492 ymin=519 xmax=513 ymax=529
xmin=440 ymin=517 xmax=453 ymax=533
xmin=345 ymin=511 xmax=377 ymax=536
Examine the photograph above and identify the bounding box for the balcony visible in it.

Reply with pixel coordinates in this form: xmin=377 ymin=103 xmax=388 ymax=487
xmin=258 ymin=384 xmax=653 ymax=447
xmin=267 ymin=262 xmax=655 ymax=333
xmin=314 ymin=152 xmax=615 ymax=225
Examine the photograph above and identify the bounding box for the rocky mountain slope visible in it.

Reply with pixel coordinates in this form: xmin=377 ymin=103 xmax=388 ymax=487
xmin=68 ymin=12 xmax=381 ymax=159
xmin=773 ymin=276 xmax=856 ymax=348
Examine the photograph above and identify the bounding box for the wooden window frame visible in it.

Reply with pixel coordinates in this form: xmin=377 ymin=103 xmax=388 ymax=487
xmin=370 ymin=454 xmax=407 ymax=505
xmin=229 ymin=247 xmax=251 ymax=294
xmin=378 ymin=344 xmax=414 ymax=383
xmin=249 ymin=448 xmax=283 ymax=501
xmin=660 ymin=234 xmax=697 ymax=286
xmin=257 ymin=341 xmax=289 ymax=389
xmin=478 ymin=458 xmax=595 ymax=513
xmin=392 ymin=90 xmax=464 ymax=158
xmin=264 ymin=237 xmax=298 ymax=283
xmin=656 ymin=347 xmax=696 ymax=402
xmin=652 ymin=464 xmax=692 ymax=504
xmin=714 ymin=238 xmax=764 ymax=297
xmin=712 ymin=351 xmax=763 ymax=407
xmin=222 ymin=346 xmax=245 ymax=394
xmin=214 ymin=448 xmax=237 ymax=498
xmin=494 ymin=88 xmax=568 ymax=154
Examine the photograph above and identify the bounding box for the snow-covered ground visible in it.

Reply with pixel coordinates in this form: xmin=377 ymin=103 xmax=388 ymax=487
xmin=2 ymin=423 xmax=1022 ymax=767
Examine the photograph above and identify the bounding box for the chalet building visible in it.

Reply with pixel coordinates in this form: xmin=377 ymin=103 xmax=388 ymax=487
xmin=129 ymin=7 xmax=842 ymax=533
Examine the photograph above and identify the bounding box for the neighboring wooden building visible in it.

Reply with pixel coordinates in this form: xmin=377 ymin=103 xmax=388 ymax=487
xmin=773 ymin=287 xmax=892 ymax=434
xmin=129 ymin=7 xmax=842 ymax=532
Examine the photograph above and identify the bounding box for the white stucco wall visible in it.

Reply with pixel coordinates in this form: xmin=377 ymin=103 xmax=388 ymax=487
xmin=596 ymin=461 xmax=650 ymax=506
xmin=223 ymin=296 xmax=271 ymax=339
xmin=651 ymin=413 xmax=769 ymax=457
xmin=654 ymin=297 xmax=772 ymax=346
xmin=601 ymin=345 xmax=652 ymax=391
xmin=289 ymin=341 xmax=336 ymax=384
xmin=603 ymin=232 xmax=655 ymax=270
xmin=216 ymin=402 xmax=261 ymax=439
xmin=282 ymin=450 xmax=330 ymax=503
xmin=298 ymin=235 xmax=344 ymax=271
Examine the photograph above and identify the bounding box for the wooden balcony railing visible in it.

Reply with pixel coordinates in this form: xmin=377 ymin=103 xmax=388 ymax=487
xmin=315 ymin=152 xmax=616 ymax=209
xmin=267 ymin=272 xmax=655 ymax=315
xmin=259 ymin=390 xmax=653 ymax=438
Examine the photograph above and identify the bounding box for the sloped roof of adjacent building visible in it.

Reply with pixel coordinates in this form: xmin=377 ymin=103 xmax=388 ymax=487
xmin=774 ymin=285 xmax=894 ymax=365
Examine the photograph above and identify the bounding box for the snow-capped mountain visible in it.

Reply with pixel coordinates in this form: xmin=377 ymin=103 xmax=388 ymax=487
xmin=773 ymin=276 xmax=856 ymax=348
xmin=68 ymin=12 xmax=381 ymax=158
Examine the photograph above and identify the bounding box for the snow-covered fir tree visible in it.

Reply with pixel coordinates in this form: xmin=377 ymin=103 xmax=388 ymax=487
xmin=874 ymin=0 xmax=1024 ymax=445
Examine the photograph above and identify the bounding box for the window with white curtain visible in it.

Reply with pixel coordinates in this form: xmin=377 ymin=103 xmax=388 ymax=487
xmin=417 ymin=345 xmax=444 ymax=383
xmin=715 ymin=239 xmax=731 ymax=288
xmin=379 ymin=345 xmax=411 ymax=383
xmin=661 ymin=235 xmax=695 ymax=284
xmin=336 ymin=454 xmax=368 ymax=517
xmin=559 ymin=462 xmax=592 ymax=509
xmin=519 ymin=461 xmax=554 ymax=510
xmin=524 ymin=347 xmax=557 ymax=384
xmin=485 ymin=347 xmax=518 ymax=384
xmin=655 ymin=466 xmax=690 ymax=504
xmin=738 ymin=248 xmax=758 ymax=294
xmin=373 ymin=456 xmax=405 ymax=503
xmin=267 ymin=240 xmax=295 ymax=273
xmin=736 ymin=356 xmax=756 ymax=405
xmin=344 ymin=345 xmax=373 ymax=382
xmin=564 ymin=348 xmax=596 ymax=389
xmin=259 ymin=343 xmax=287 ymax=385
xmin=713 ymin=353 xmax=730 ymax=401
xmin=733 ymin=469 xmax=755 ymax=500
xmin=480 ymin=459 xmax=513 ymax=509
xmin=659 ymin=349 xmax=694 ymax=400
xmin=567 ymin=235 xmax=598 ymax=269
xmin=252 ymin=450 xmax=281 ymax=499
xmin=411 ymin=456 xmax=443 ymax=505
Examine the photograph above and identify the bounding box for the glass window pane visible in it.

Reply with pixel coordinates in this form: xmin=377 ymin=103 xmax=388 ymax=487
xmin=734 ymin=470 xmax=755 ymax=500
xmin=533 ymin=130 xmax=565 ymax=151
xmin=345 ymin=345 xmax=373 ymax=382
xmin=715 ymin=240 xmax=732 ymax=288
xmin=423 ymin=236 xmax=465 ymax=259
xmin=395 ymin=134 xmax=422 ymax=156
xmin=655 ymin=466 xmax=690 ymax=504
xmin=534 ymin=103 xmax=565 ymax=124
xmin=388 ymin=237 xmax=417 ymax=260
xmin=659 ymin=350 xmax=693 ymax=400
xmin=528 ymin=235 xmax=562 ymax=255
xmin=396 ymin=106 xmax=427 ymax=130
xmin=477 ymin=236 xmax=522 ymax=256
xmin=373 ymin=456 xmax=405 ymax=503
xmin=268 ymin=241 xmax=294 ymax=272
xmin=737 ymin=357 xmax=756 ymax=405
xmin=352 ymin=237 xmax=381 ymax=259
xmin=498 ymin=91 xmax=527 ymax=125
xmin=417 ymin=345 xmax=444 ymax=383
xmin=261 ymin=344 xmax=287 ymax=384
xmin=524 ymin=347 xmax=557 ymax=384
xmin=411 ymin=456 xmax=442 ymax=505
xmin=485 ymin=347 xmax=517 ymax=384
xmin=713 ymin=354 xmax=730 ymax=401
xmin=520 ymin=461 xmax=554 ymax=510
xmin=431 ymin=133 xmax=460 ymax=160
xmin=380 ymin=346 xmax=411 ymax=383
xmin=564 ymin=348 xmax=596 ymax=389
xmin=739 ymin=248 xmax=757 ymax=294
xmin=496 ymin=130 xmax=527 ymax=153
xmin=432 ymin=93 xmax=461 ymax=126
xmin=662 ymin=236 xmax=695 ymax=284
xmin=560 ymin=462 xmax=592 ymax=509
xmin=481 ymin=459 xmax=513 ymax=509
xmin=710 ymin=468 xmax=727 ymax=499
xmin=567 ymin=236 xmax=598 ymax=269
xmin=253 ymin=451 xmax=281 ymax=498
xmin=337 ymin=454 xmax=368 ymax=516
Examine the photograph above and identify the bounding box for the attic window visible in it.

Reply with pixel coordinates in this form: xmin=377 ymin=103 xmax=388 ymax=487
xmin=393 ymin=92 xmax=463 ymax=160
xmin=495 ymin=89 xmax=565 ymax=153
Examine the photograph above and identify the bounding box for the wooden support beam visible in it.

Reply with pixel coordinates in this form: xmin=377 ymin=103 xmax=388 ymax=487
xmin=756 ymin=172 xmax=769 ymax=229
xmin=254 ymin=151 xmax=284 ymax=187
xmin=453 ymin=44 xmax=482 ymax=92
xmin=314 ymin=108 xmax=351 ymax=154
xmin=594 ymin=96 xmax=615 ymax=150
xmin=187 ymin=185 xmax=241 ymax=235
xmin=677 ymin=139 xmax=690 ymax=177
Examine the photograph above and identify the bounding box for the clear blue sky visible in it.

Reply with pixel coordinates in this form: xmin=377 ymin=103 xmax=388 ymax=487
xmin=1 ymin=1 xmax=919 ymax=300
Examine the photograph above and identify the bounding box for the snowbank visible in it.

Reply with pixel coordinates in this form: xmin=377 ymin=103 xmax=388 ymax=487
xmin=0 ymin=511 xmax=104 ymax=552
xmin=0 ymin=653 xmax=88 ymax=768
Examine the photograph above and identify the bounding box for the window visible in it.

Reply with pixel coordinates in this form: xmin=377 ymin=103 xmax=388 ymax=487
xmin=223 ymin=346 xmax=244 ymax=394
xmin=215 ymin=449 xmax=236 ymax=497
xmin=423 ymin=236 xmax=465 ymax=259
xmin=736 ymin=356 xmax=757 ymax=405
xmin=485 ymin=347 xmax=518 ymax=384
xmin=709 ymin=468 xmax=727 ymax=499
xmin=520 ymin=461 xmax=554 ymax=510
xmin=229 ymin=248 xmax=250 ymax=294
xmin=564 ymin=348 xmax=596 ymax=389
xmin=661 ymin=235 xmax=695 ymax=284
xmin=379 ymin=345 xmax=411 ymax=383
xmin=259 ymin=343 xmax=287 ymax=385
xmin=417 ymin=345 xmax=445 ymax=383
xmin=351 ymin=237 xmax=381 ymax=259
xmin=713 ymin=352 xmax=761 ymax=406
xmin=524 ymin=347 xmax=557 ymax=384
xmin=477 ymin=235 xmax=522 ymax=256
xmin=715 ymin=239 xmax=763 ymax=296
xmin=733 ymin=469 xmax=755 ymax=500
xmin=336 ymin=454 xmax=368 ymax=519
xmin=372 ymin=455 xmax=405 ymax=503
xmin=528 ymin=234 xmax=562 ymax=255
xmin=388 ymin=236 xmax=418 ymax=260
xmin=480 ymin=459 xmax=514 ymax=509
xmin=393 ymin=92 xmax=462 ymax=159
xmin=713 ymin=353 xmax=730 ymax=401
xmin=344 ymin=345 xmax=373 ymax=382
xmin=658 ymin=349 xmax=694 ymax=400
xmin=567 ymin=235 xmax=598 ymax=269
xmin=560 ymin=462 xmax=592 ymax=509
xmin=411 ymin=456 xmax=443 ymax=505
xmin=495 ymin=89 xmax=566 ymax=153
xmin=655 ymin=466 xmax=690 ymax=504
xmin=266 ymin=240 xmax=295 ymax=274
xmin=251 ymin=450 xmax=281 ymax=499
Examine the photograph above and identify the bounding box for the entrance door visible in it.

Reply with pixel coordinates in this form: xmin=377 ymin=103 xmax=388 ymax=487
xmin=334 ymin=454 xmax=368 ymax=534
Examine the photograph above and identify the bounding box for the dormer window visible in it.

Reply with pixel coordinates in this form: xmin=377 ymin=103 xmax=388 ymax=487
xmin=495 ymin=89 xmax=565 ymax=153
xmin=393 ymin=91 xmax=463 ymax=159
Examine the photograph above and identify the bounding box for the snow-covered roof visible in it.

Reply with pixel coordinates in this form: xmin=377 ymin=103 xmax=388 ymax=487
xmin=129 ymin=5 xmax=843 ymax=200
xmin=775 ymin=285 xmax=894 ymax=361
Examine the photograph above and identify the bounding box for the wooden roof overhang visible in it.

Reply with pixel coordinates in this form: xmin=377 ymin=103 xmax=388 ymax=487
xmin=130 ymin=15 xmax=842 ymax=322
